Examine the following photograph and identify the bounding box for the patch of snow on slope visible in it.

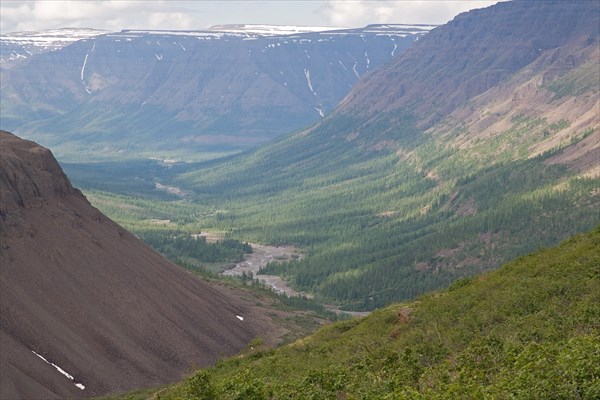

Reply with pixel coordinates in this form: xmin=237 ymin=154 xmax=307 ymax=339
xmin=208 ymin=24 xmax=340 ymax=36
xmin=32 ymin=350 xmax=85 ymax=390
xmin=80 ymin=41 xmax=95 ymax=94
xmin=1 ymin=28 xmax=107 ymax=64
xmin=304 ymin=68 xmax=316 ymax=96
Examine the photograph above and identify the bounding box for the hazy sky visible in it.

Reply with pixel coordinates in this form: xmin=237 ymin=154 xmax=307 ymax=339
xmin=1 ymin=1 xmax=500 ymax=34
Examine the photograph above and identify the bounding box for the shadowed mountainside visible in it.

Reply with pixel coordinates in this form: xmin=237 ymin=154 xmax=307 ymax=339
xmin=0 ymin=131 xmax=280 ymax=399
xmin=0 ymin=25 xmax=433 ymax=160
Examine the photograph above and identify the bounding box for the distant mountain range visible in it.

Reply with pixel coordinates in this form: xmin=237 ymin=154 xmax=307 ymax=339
xmin=0 ymin=24 xmax=435 ymax=160
xmin=0 ymin=28 xmax=108 ymax=68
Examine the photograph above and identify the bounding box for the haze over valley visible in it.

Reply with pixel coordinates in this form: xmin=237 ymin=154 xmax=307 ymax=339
xmin=0 ymin=1 xmax=598 ymax=398
xmin=1 ymin=24 xmax=433 ymax=160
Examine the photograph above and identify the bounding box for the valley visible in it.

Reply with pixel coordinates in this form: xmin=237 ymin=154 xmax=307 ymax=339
xmin=1 ymin=0 xmax=599 ymax=398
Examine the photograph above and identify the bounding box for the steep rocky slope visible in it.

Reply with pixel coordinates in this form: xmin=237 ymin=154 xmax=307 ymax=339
xmin=0 ymin=131 xmax=285 ymax=399
xmin=340 ymin=0 xmax=599 ymax=125
xmin=313 ymin=0 xmax=598 ymax=177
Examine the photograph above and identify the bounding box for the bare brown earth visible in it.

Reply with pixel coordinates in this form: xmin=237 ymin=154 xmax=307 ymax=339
xmin=433 ymin=39 xmax=599 ymax=177
xmin=0 ymin=131 xmax=322 ymax=399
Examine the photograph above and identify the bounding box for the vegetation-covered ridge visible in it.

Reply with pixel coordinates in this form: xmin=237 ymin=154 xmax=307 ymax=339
xmin=135 ymin=227 xmax=600 ymax=399
xmin=169 ymin=115 xmax=598 ymax=310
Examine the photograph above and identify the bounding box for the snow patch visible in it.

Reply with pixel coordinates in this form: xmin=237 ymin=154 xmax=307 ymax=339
xmin=32 ymin=351 xmax=85 ymax=390
xmin=314 ymin=107 xmax=325 ymax=117
xmin=207 ymin=24 xmax=340 ymax=36
xmin=352 ymin=61 xmax=360 ymax=79
xmin=80 ymin=41 xmax=95 ymax=94
xmin=391 ymin=43 xmax=398 ymax=56
xmin=304 ymin=68 xmax=316 ymax=96
xmin=236 ymin=315 xmax=244 ymax=321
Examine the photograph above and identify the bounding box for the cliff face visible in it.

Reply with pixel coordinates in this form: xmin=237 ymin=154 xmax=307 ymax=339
xmin=0 ymin=131 xmax=78 ymax=211
xmin=0 ymin=131 xmax=264 ymax=399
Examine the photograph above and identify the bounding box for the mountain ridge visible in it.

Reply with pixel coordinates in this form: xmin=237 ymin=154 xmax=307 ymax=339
xmin=0 ymin=24 xmax=433 ymax=160
xmin=336 ymin=0 xmax=599 ymax=130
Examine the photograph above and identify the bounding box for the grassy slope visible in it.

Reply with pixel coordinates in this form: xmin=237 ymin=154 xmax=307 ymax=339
xmin=143 ymin=227 xmax=599 ymax=399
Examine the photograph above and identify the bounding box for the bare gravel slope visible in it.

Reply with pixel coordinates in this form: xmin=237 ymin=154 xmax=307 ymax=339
xmin=0 ymin=131 xmax=266 ymax=399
